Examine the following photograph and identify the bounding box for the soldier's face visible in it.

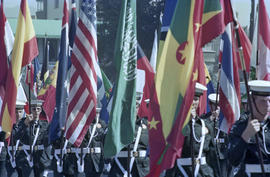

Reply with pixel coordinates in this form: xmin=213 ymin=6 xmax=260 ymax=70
xmin=192 ymin=96 xmax=200 ymax=110
xmin=253 ymin=95 xmax=270 ymax=120
xmin=15 ymin=108 xmax=24 ymax=121
xmin=31 ymin=106 xmax=42 ymax=120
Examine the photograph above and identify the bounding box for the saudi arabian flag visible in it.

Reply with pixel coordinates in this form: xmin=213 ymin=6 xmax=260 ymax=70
xmin=104 ymin=0 xmax=137 ymax=157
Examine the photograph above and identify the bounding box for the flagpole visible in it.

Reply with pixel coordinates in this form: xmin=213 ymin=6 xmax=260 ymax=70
xmin=127 ymin=144 xmax=131 ymax=177
xmin=27 ymin=64 xmax=33 ymax=162
xmin=233 ymin=19 xmax=266 ymax=177
xmin=190 ymin=120 xmax=194 ymax=177
xmin=214 ymin=63 xmax=222 ymax=177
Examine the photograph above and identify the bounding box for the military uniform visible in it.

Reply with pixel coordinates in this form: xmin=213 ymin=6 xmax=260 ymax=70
xmin=165 ymin=116 xmax=214 ymax=177
xmin=13 ymin=118 xmax=51 ymax=177
xmin=203 ymin=113 xmax=231 ymax=177
xmin=62 ymin=119 xmax=106 ymax=177
xmin=6 ymin=124 xmax=20 ymax=177
xmin=0 ymin=131 xmax=7 ymax=177
xmin=108 ymin=117 xmax=149 ymax=177
xmin=228 ymin=113 xmax=270 ymax=177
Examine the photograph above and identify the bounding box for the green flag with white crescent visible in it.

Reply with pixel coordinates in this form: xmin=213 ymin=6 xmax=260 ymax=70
xmin=104 ymin=0 xmax=137 ymax=158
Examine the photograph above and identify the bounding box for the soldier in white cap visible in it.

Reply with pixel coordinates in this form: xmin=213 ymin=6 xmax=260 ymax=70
xmin=6 ymin=99 xmax=27 ymax=177
xmin=205 ymin=93 xmax=232 ymax=177
xmin=228 ymin=80 xmax=270 ymax=177
xmin=166 ymin=82 xmax=214 ymax=177
xmin=13 ymin=97 xmax=51 ymax=177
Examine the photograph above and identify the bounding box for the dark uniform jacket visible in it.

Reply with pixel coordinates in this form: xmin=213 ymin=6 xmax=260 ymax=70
xmin=0 ymin=131 xmax=6 ymax=162
xmin=166 ymin=116 xmax=214 ymax=177
xmin=109 ymin=117 xmax=149 ymax=177
xmin=63 ymin=119 xmax=106 ymax=176
xmin=204 ymin=113 xmax=230 ymax=177
xmin=14 ymin=118 xmax=51 ymax=173
xmin=228 ymin=113 xmax=270 ymax=177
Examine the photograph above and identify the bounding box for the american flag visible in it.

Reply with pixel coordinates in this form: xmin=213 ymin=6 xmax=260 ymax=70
xmin=65 ymin=0 xmax=100 ymax=146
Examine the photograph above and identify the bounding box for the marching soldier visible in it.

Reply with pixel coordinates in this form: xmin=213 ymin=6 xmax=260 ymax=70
xmin=0 ymin=128 xmax=6 ymax=177
xmin=6 ymin=100 xmax=27 ymax=177
xmin=228 ymin=80 xmax=270 ymax=177
xmin=205 ymin=93 xmax=231 ymax=177
xmin=62 ymin=107 xmax=106 ymax=177
xmin=165 ymin=82 xmax=214 ymax=177
xmin=108 ymin=92 xmax=149 ymax=177
xmin=13 ymin=98 xmax=51 ymax=177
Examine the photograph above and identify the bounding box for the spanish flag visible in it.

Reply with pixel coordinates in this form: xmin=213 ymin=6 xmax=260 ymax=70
xmin=0 ymin=0 xmax=38 ymax=137
xmin=147 ymin=0 xmax=204 ymax=176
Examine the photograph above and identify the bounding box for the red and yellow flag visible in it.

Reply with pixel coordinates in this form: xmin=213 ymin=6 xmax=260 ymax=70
xmin=0 ymin=0 xmax=38 ymax=137
xmin=147 ymin=0 xmax=205 ymax=176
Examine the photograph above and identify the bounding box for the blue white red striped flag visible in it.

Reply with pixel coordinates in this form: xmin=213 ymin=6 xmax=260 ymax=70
xmin=219 ymin=24 xmax=241 ymax=132
xmin=49 ymin=0 xmax=69 ymax=143
xmin=65 ymin=0 xmax=101 ymax=146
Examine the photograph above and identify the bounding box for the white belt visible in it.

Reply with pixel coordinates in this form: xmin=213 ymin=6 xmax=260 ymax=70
xmin=214 ymin=138 xmax=225 ymax=143
xmin=0 ymin=142 xmax=4 ymax=154
xmin=117 ymin=150 xmax=147 ymax=158
xmin=177 ymin=157 xmax=206 ymax=166
xmin=63 ymin=147 xmax=101 ymax=154
xmin=245 ymin=164 xmax=270 ymax=174
xmin=19 ymin=144 xmax=44 ymax=151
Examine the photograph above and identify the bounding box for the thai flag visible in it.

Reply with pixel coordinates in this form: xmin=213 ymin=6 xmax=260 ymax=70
xmin=219 ymin=24 xmax=241 ymax=132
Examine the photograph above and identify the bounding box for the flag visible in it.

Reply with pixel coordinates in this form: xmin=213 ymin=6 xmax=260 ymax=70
xmin=137 ymin=44 xmax=155 ymax=118
xmin=38 ymin=62 xmax=58 ymax=123
xmin=201 ymin=0 xmax=233 ymax=47
xmin=0 ymin=0 xmax=38 ymax=136
xmin=205 ymin=65 xmax=215 ymax=112
xmin=257 ymin=0 xmax=270 ymax=81
xmin=237 ymin=24 xmax=251 ymax=73
xmin=146 ymin=0 xmax=204 ymax=176
xmin=49 ymin=0 xmax=69 ymax=143
xmin=0 ymin=0 xmax=14 ymax=86
xmin=150 ymin=30 xmax=158 ymax=73
xmin=156 ymin=0 xmax=177 ymax=69
xmin=104 ymin=0 xmax=137 ymax=157
xmin=40 ymin=39 xmax=50 ymax=83
xmin=65 ymin=0 xmax=101 ymax=147
xmin=99 ymin=69 xmax=112 ymax=124
xmin=68 ymin=0 xmax=77 ymax=69
xmin=197 ymin=51 xmax=207 ymax=115
xmin=25 ymin=57 xmax=40 ymax=97
xmin=219 ymin=24 xmax=241 ymax=133
xmin=0 ymin=0 xmax=14 ymax=113
xmin=69 ymin=0 xmax=77 ymax=49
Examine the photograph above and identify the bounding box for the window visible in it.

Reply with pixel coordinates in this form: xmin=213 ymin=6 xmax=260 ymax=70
xmin=37 ymin=1 xmax=44 ymax=11
xmin=55 ymin=0 xmax=59 ymax=9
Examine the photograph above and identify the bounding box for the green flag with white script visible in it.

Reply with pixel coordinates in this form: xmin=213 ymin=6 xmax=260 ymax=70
xmin=104 ymin=0 xmax=137 ymax=158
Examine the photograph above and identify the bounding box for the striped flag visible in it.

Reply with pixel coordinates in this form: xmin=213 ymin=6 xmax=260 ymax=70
xmin=65 ymin=0 xmax=101 ymax=147
xmin=219 ymin=24 xmax=241 ymax=132
xmin=0 ymin=0 xmax=38 ymax=136
xmin=257 ymin=0 xmax=270 ymax=81
xmin=0 ymin=0 xmax=14 ymax=112
xmin=49 ymin=0 xmax=69 ymax=143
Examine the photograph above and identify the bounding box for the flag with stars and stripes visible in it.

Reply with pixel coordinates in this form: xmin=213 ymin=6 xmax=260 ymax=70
xmin=64 ymin=0 xmax=101 ymax=147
